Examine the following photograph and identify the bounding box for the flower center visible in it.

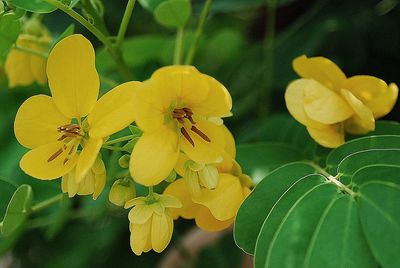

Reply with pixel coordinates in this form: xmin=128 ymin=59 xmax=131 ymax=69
xmin=172 ymin=108 xmax=210 ymax=147
xmin=47 ymin=124 xmax=82 ymax=164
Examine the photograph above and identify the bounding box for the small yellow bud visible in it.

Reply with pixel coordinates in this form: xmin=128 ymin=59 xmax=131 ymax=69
xmin=184 ymin=160 xmax=219 ymax=196
xmin=109 ymin=178 xmax=136 ymax=206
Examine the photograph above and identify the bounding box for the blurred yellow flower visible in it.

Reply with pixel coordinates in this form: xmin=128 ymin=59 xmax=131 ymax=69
xmin=125 ymin=194 xmax=182 ymax=255
xmin=285 ymin=55 xmax=398 ymax=148
xmin=130 ymin=66 xmax=232 ymax=186
xmin=5 ymin=33 xmax=51 ymax=88
xmin=109 ymin=178 xmax=136 ymax=206
xmin=61 ymin=155 xmax=106 ymax=200
xmin=14 ymin=34 xmax=139 ymax=189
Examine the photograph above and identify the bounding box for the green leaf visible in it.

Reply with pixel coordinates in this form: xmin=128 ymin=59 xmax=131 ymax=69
xmin=122 ymin=137 xmax=140 ymax=153
xmin=129 ymin=125 xmax=143 ymax=136
xmin=154 ymin=0 xmax=191 ymax=28
xmin=304 ymin=195 xmax=376 ymax=268
xmin=234 ymin=162 xmax=318 ymax=254
xmin=364 ymin=120 xmax=400 ymax=136
xmin=0 ymin=178 xmax=17 ymax=218
xmin=7 ymin=0 xmax=56 ymax=13
xmin=254 ymin=174 xmax=325 ymax=267
xmin=236 ymin=142 xmax=306 ymax=183
xmin=352 ymin=165 xmax=400 ymax=187
xmin=264 ymin=184 xmax=338 ymax=268
xmin=337 ymin=149 xmax=400 ymax=183
xmin=326 ymin=135 xmax=400 ymax=173
xmin=0 ymin=13 xmax=21 ymax=63
xmin=359 ymin=181 xmax=400 ymax=268
xmin=1 ymin=184 xmax=33 ymax=235
xmin=138 ymin=0 xmax=165 ymax=12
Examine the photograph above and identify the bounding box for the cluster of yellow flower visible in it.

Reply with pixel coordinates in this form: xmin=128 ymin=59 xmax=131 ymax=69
xmin=13 ymin=34 xmax=251 ymax=255
xmin=285 ymin=55 xmax=398 ymax=148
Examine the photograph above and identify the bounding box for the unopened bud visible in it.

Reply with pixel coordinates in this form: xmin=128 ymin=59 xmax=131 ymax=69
xmin=109 ymin=178 xmax=136 ymax=206
xmin=118 ymin=154 xmax=130 ymax=168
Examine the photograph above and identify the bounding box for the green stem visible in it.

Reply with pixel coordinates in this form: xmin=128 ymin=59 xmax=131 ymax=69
xmin=148 ymin=186 xmax=154 ymax=196
xmin=104 ymin=135 xmax=134 ymax=145
xmin=14 ymin=45 xmax=48 ymax=58
xmin=259 ymin=0 xmax=277 ymax=118
xmin=116 ymin=0 xmax=137 ymax=48
xmin=184 ymin=0 xmax=212 ymax=65
xmin=31 ymin=194 xmax=64 ymax=212
xmin=174 ymin=27 xmax=185 ymax=65
xmin=44 ymin=0 xmax=133 ymax=81
xmin=102 ymin=144 xmax=126 ymax=151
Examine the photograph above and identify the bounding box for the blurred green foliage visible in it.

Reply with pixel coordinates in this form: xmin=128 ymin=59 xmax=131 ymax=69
xmin=0 ymin=0 xmax=400 ymax=267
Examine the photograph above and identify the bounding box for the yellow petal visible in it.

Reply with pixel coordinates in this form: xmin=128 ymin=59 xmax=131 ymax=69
xmin=76 ymin=170 xmax=95 ymax=195
xmin=179 ymin=121 xmax=225 ymax=164
xmin=174 ymin=153 xmax=189 ymax=177
xmin=222 ymin=125 xmax=236 ymax=158
xmin=159 ymin=194 xmax=182 ymax=209
xmin=195 ymin=206 xmax=233 ymax=232
xmin=163 ymin=179 xmax=199 ymax=220
xmin=93 ymin=172 xmax=106 ymax=200
xmin=285 ymin=79 xmax=326 ymax=128
xmin=130 ymin=220 xmax=152 ymax=256
xmin=151 ymin=211 xmax=173 ymax=253
xmin=29 ymin=36 xmax=50 ymax=85
xmin=20 ymin=141 xmax=78 ymax=180
xmin=341 ymin=89 xmax=375 ymax=134
xmin=61 ymin=170 xmax=78 ymax=198
xmin=129 ymin=204 xmax=154 ymax=224
xmin=190 ymin=74 xmax=232 ymax=117
xmin=14 ymin=95 xmax=70 ymax=149
xmin=306 ymin=124 xmax=345 ymax=148
xmin=303 ymin=79 xmax=353 ymax=124
xmin=293 ymin=55 xmax=346 ymax=90
xmin=5 ymin=36 xmax=35 ymax=87
xmin=47 ymin=34 xmax=99 ymax=118
xmin=75 ymin=138 xmax=102 ymax=183
xmin=192 ymin=173 xmax=243 ymax=221
xmin=342 ymin=76 xmax=398 ymax=118
xmin=130 ymin=126 xmax=179 ymax=186
xmin=88 ymin=81 xmax=141 ymax=138
xmin=125 ymin=196 xmax=147 ymax=208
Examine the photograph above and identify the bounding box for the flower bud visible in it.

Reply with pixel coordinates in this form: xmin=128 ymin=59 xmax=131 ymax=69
xmin=118 ymin=154 xmax=130 ymax=168
xmin=109 ymin=178 xmax=136 ymax=206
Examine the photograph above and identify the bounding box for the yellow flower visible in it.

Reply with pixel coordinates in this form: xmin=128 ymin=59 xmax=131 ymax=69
xmin=61 ymin=155 xmax=106 ymax=200
xmin=164 ymin=173 xmax=249 ymax=232
xmin=125 ymin=194 xmax=182 ymax=255
xmin=285 ymin=55 xmax=398 ymax=148
xmin=109 ymin=178 xmax=136 ymax=206
xmin=5 ymin=33 xmax=51 ymax=88
xmin=14 ymin=34 xmax=139 ymax=187
xmin=130 ymin=65 xmax=232 ymax=186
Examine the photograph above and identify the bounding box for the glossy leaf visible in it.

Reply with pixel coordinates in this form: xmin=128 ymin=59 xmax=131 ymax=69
xmin=1 ymin=184 xmax=33 ymax=235
xmin=254 ymin=174 xmax=325 ymax=267
xmin=0 ymin=179 xmax=17 ymax=218
xmin=326 ymin=135 xmax=400 ymax=174
xmin=234 ymin=162 xmax=318 ymax=254
xmin=236 ymin=142 xmax=306 ymax=183
xmin=264 ymin=184 xmax=338 ymax=268
xmin=154 ymin=0 xmax=191 ymax=28
xmin=7 ymin=0 xmax=56 ymax=13
xmin=359 ymin=182 xmax=400 ymax=268
xmin=352 ymin=165 xmax=400 ymax=187
xmin=304 ymin=195 xmax=376 ymax=268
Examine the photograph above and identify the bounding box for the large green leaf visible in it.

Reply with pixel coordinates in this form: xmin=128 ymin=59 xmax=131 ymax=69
xmin=1 ymin=184 xmax=33 ymax=235
xmin=352 ymin=165 xmax=400 ymax=187
xmin=304 ymin=195 xmax=376 ymax=268
xmin=0 ymin=13 xmax=21 ymax=62
xmin=359 ymin=181 xmax=400 ymax=268
xmin=254 ymin=174 xmax=325 ymax=267
xmin=236 ymin=142 xmax=306 ymax=183
xmin=154 ymin=0 xmax=191 ymax=28
xmin=264 ymin=184 xmax=338 ymax=268
xmin=7 ymin=0 xmax=56 ymax=13
xmin=326 ymin=135 xmax=400 ymax=173
xmin=234 ymin=162 xmax=318 ymax=254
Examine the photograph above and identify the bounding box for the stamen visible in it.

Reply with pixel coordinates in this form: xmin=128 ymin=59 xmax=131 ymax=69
xmin=58 ymin=134 xmax=68 ymax=141
xmin=48 ymin=148 xmax=63 ymax=162
xmin=181 ymin=127 xmax=195 ymax=147
xmin=191 ymin=126 xmax=211 ymax=142
xmin=187 ymin=116 xmax=196 ymax=124
xmin=63 ymin=158 xmax=69 ymax=165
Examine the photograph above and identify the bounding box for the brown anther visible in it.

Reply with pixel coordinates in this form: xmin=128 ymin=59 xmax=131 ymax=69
xmin=63 ymin=158 xmax=69 ymax=165
xmin=68 ymin=145 xmax=75 ymax=155
xmin=57 ymin=124 xmax=82 ymax=137
xmin=183 ymin=108 xmax=193 ymax=116
xmin=57 ymin=134 xmax=68 ymax=141
xmin=187 ymin=116 xmax=196 ymax=124
xmin=48 ymin=148 xmax=63 ymax=162
xmin=181 ymin=127 xmax=195 ymax=147
xmin=191 ymin=126 xmax=211 ymax=142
